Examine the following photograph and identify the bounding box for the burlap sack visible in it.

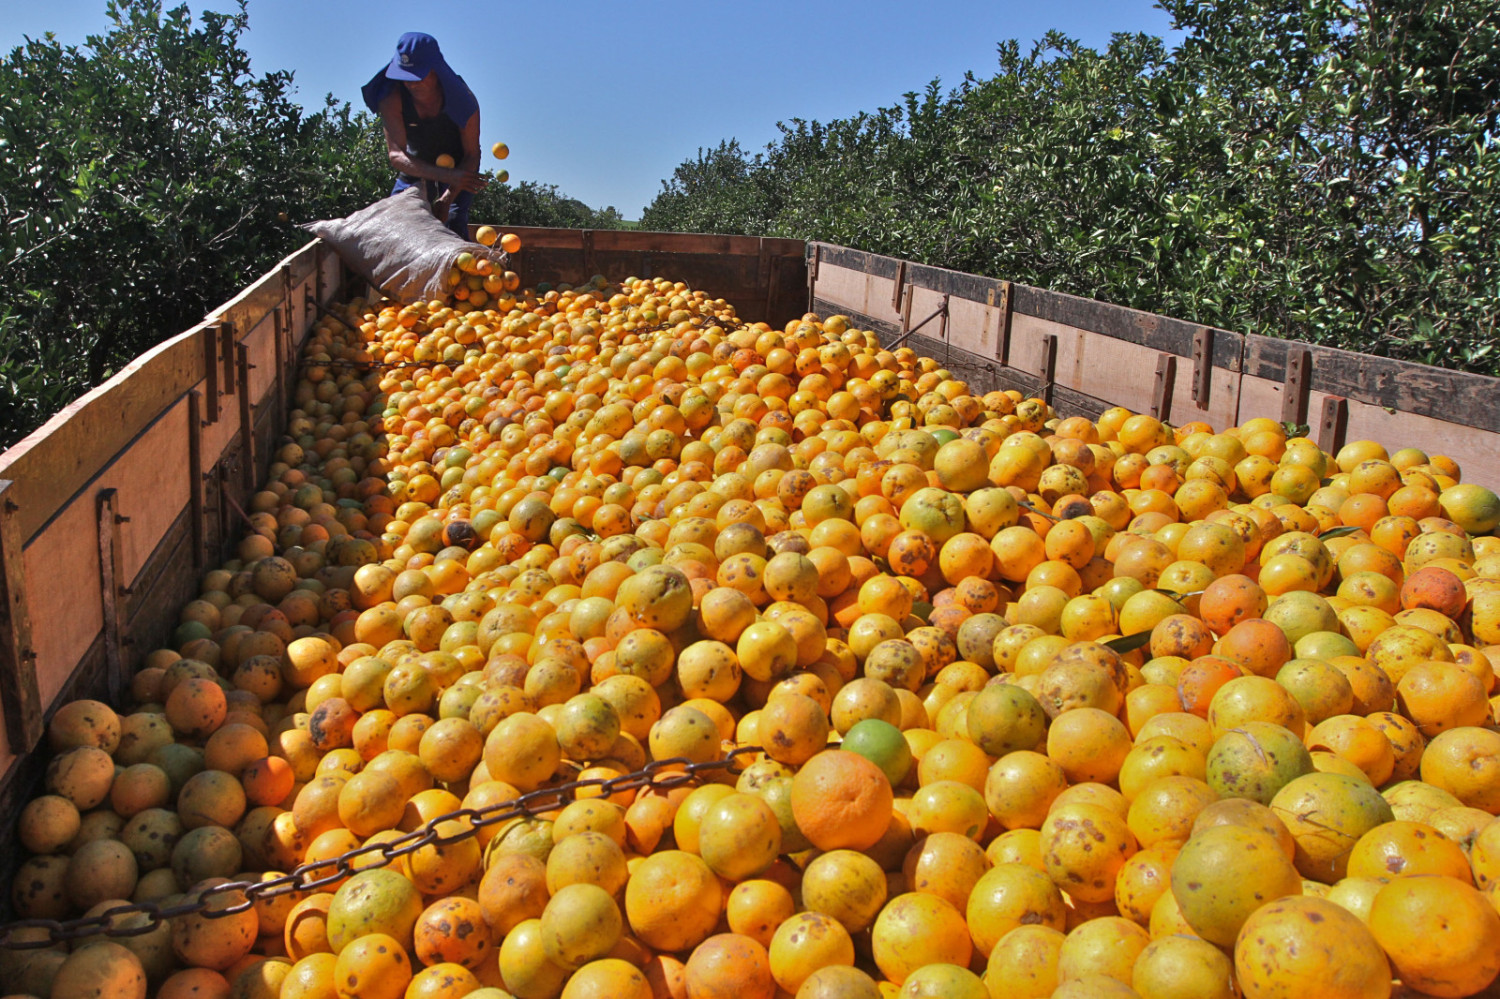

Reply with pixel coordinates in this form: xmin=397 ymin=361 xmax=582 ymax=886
xmin=304 ymin=187 xmax=500 ymax=302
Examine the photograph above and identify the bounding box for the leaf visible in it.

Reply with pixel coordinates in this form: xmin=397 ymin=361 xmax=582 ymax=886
xmin=1317 ymin=525 xmax=1364 ymax=539
xmin=1105 ymin=631 xmax=1155 ymax=654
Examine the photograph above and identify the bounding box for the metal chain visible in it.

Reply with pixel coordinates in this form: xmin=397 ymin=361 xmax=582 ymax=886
xmin=0 ymin=747 xmax=761 ymax=950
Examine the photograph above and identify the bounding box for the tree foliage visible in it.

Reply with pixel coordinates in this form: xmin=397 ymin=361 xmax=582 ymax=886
xmin=641 ymin=0 xmax=1500 ymax=376
xmin=0 ymin=0 xmax=619 ymax=448
xmin=471 ymin=180 xmax=624 ymax=231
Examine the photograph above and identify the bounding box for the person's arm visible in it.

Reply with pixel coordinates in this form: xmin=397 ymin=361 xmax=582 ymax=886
xmin=378 ymin=88 xmax=475 ymax=187
xmin=433 ymin=110 xmax=487 ymax=215
xmin=451 ymin=111 xmax=487 ymax=192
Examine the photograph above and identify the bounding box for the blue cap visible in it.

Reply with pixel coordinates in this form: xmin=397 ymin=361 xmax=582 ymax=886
xmin=385 ymin=32 xmax=441 ymax=82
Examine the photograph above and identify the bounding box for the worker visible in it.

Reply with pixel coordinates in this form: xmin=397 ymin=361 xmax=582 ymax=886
xmin=363 ymin=32 xmax=488 ymax=237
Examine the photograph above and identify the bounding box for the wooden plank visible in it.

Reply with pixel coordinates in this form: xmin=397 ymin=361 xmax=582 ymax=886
xmin=1014 ymin=284 xmax=1242 ymax=372
xmin=108 ymin=397 xmax=191 ymax=584
xmin=901 ymin=331 xmax=1114 ymax=419
xmin=770 ymin=253 xmax=807 ymax=327
xmin=813 ymin=241 xmax=1248 ymax=371
xmin=0 ymin=240 xmax=308 ymax=545
xmin=0 ymin=323 xmax=208 ymax=545
xmin=0 ymin=480 xmax=42 ymax=753
xmin=1334 ymin=395 xmax=1500 ymax=491
xmin=22 ymin=487 xmax=105 ymax=707
xmin=944 ymin=294 xmax=989 ymax=357
xmin=1238 ymin=372 xmax=1286 ymax=436
xmin=761 ymin=252 xmax=779 ymax=326
xmin=287 ymin=239 xmax=319 ymax=289
xmin=243 ymin=303 xmax=278 ymax=403
xmin=95 ymin=488 xmax=127 ymax=705
xmin=905 ymin=260 xmax=1009 ymax=313
xmin=813 ymin=243 xmax=902 ymax=281
xmin=474 ymin=226 xmax=795 ymax=259
xmin=217 ymin=268 xmax=286 ymax=356
xmin=754 ymin=240 xmax=771 ymax=320
xmin=814 ymin=261 xmax=903 ymax=328
xmin=1243 ymin=332 xmax=1500 ymax=435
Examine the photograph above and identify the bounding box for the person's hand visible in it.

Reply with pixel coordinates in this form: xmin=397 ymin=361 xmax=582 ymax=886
xmin=447 ymin=169 xmax=489 ymax=193
xmin=432 ymin=188 xmax=456 ymax=218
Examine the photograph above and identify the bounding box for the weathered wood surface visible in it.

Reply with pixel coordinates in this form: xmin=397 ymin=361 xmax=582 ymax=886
xmin=0 ymin=242 xmax=343 ymax=912
xmin=0 ymin=480 xmax=40 ymax=757
xmin=0 ymin=240 xmax=323 ymax=546
xmin=467 ymin=227 xmax=809 ymax=325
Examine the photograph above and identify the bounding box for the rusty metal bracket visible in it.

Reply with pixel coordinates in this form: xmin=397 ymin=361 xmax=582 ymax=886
xmin=806 ymin=245 xmax=822 ymax=312
xmin=215 ymin=463 xmax=232 ymax=561
xmin=279 ymin=262 xmax=295 ymax=374
xmin=1191 ymin=327 xmax=1213 ymax=406
xmin=0 ymin=479 xmax=42 ymax=753
xmin=220 ymin=322 xmax=236 ymax=397
xmin=1281 ymin=348 xmax=1312 ymax=427
xmin=1319 ymin=395 xmax=1349 ymax=452
xmin=236 ymin=343 xmax=257 ymax=492
xmin=96 ymin=488 xmax=129 ymax=705
xmin=313 ymin=240 xmax=325 ymax=309
xmin=995 ymin=281 xmax=1014 ymax=367
xmin=188 ymin=392 xmax=206 ymax=569
xmin=272 ymin=306 xmax=287 ymax=420
xmin=1038 ymin=333 xmax=1059 ymax=406
xmin=1151 ymin=353 xmax=1178 ymax=419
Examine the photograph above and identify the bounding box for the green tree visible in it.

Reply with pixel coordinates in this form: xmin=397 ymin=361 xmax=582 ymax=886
xmin=641 ymin=0 xmax=1500 ymax=375
xmin=470 ymin=179 xmax=625 ymax=230
xmin=0 ymin=0 xmax=624 ymax=448
xmin=0 ymin=0 xmax=391 ymax=445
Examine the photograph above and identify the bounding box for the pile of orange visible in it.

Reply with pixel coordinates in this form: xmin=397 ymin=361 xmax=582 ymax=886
xmin=8 ymin=267 xmax=1500 ymax=999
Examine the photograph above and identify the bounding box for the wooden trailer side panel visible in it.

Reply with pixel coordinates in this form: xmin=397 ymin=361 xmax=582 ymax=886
xmin=810 ymin=242 xmax=1500 ymax=490
xmin=471 ymin=227 xmax=809 ymax=326
xmin=0 ymin=241 xmax=337 ymax=787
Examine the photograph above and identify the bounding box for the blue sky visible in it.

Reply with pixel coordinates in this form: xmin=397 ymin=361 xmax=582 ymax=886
xmin=2 ymin=0 xmax=1179 ymax=218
